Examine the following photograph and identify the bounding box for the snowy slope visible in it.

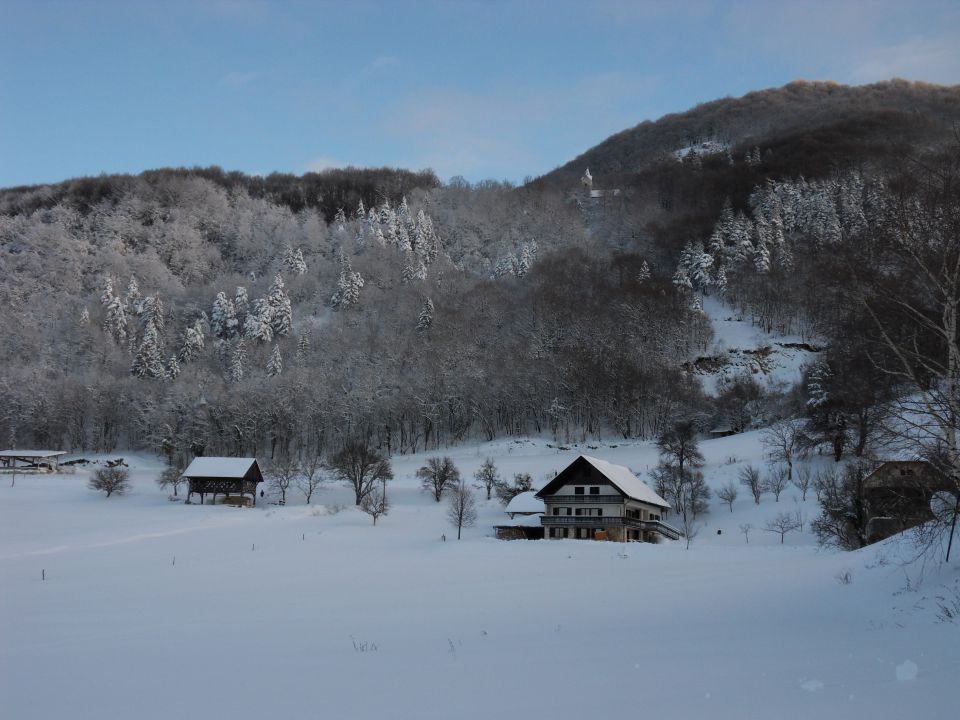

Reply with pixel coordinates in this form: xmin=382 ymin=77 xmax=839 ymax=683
xmin=689 ymin=297 xmax=823 ymax=396
xmin=1 ymin=438 xmax=957 ymax=720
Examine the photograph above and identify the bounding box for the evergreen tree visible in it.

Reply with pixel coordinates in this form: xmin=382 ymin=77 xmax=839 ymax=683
xmin=515 ymin=246 xmax=533 ymax=278
xmin=334 ymin=207 xmax=347 ymax=231
xmin=234 ymin=286 xmax=250 ymax=331
xmin=79 ymin=307 xmax=90 ymax=326
xmin=211 ymin=292 xmax=238 ymax=339
xmin=165 ymin=355 xmax=181 ymax=380
xmin=637 ymin=260 xmax=651 ymax=282
xmin=295 ymin=330 xmax=310 ymax=367
xmin=230 ymin=341 xmax=246 ymax=383
xmin=417 ymin=297 xmax=434 ymax=332
xmin=267 ymin=345 xmax=283 ymax=377
xmin=355 ymin=199 xmax=366 ymax=220
xmin=101 ymin=277 xmax=128 ymax=344
xmin=178 ymin=319 xmax=205 ymax=363
xmin=125 ymin=276 xmax=143 ymax=315
xmin=131 ymin=321 xmax=164 ymax=379
xmin=267 ymin=274 xmax=292 ymax=337
xmin=331 ymin=252 xmax=364 ymax=309
xmin=244 ymin=298 xmax=274 ymax=342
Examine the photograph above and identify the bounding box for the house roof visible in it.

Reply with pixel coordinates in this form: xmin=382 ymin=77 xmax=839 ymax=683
xmin=505 ymin=491 xmax=544 ymax=515
xmin=182 ymin=457 xmax=260 ymax=479
xmin=536 ymin=455 xmax=670 ymax=509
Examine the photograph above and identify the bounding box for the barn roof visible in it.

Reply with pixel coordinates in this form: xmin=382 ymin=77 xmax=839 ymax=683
xmin=536 ymin=455 xmax=670 ymax=509
xmin=182 ymin=457 xmax=259 ymax=479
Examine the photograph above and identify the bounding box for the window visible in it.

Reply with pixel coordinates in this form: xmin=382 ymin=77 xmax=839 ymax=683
xmin=566 ymin=507 xmax=572 ymax=516
xmin=596 ymin=508 xmax=602 ymax=517
xmin=575 ymin=508 xmax=582 ymax=516
xmin=574 ymin=486 xmax=584 ymax=495
xmin=552 ymin=507 xmax=559 ymax=516
xmin=590 ymin=486 xmax=600 ymax=495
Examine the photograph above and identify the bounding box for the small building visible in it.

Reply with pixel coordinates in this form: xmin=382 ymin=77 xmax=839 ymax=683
xmin=495 ymin=491 xmax=546 ymax=540
xmin=182 ymin=457 xmax=263 ymax=506
xmin=537 ymin=455 xmax=681 ymax=542
xmin=0 ymin=450 xmax=67 ymax=473
xmin=863 ymin=460 xmax=953 ymax=543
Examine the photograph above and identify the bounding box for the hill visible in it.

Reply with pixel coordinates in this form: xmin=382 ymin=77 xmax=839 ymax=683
xmin=538 ymin=79 xmax=960 ymax=189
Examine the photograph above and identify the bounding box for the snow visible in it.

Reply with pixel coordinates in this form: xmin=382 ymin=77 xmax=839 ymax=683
xmin=578 ymin=454 xmax=670 ymax=507
xmin=694 ymin=296 xmax=824 ymax=395
xmin=504 ymin=490 xmax=543 ymax=515
xmin=182 ymin=456 xmax=258 ymax=478
xmin=1 ymin=437 xmax=957 ymax=720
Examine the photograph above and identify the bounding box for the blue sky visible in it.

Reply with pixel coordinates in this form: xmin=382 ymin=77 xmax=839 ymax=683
xmin=2 ymin=0 xmax=959 ymax=187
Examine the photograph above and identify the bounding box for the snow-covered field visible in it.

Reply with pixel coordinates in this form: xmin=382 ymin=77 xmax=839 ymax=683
xmin=1 ymin=434 xmax=957 ymax=719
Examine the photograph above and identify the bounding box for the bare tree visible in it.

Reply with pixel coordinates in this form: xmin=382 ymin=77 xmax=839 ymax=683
xmin=446 ymin=481 xmax=478 ymax=539
xmin=156 ymin=464 xmax=186 ymax=497
xmin=764 ymin=464 xmax=790 ymax=501
xmin=717 ymin=481 xmax=738 ymax=512
xmin=360 ymin=484 xmax=389 ymax=525
xmin=89 ymin=466 xmax=130 ymax=497
xmin=327 ymin=440 xmax=393 ymax=506
xmin=473 ymin=457 xmax=500 ymax=500
xmin=739 ymin=522 xmax=753 ymax=543
xmin=495 ymin=472 xmax=533 ymax=505
xmin=738 ymin=464 xmax=763 ymax=504
xmin=267 ymin=457 xmax=300 ymax=505
xmin=296 ymin=454 xmax=324 ymax=504
xmin=762 ymin=419 xmax=804 ymax=482
xmin=417 ymin=456 xmax=460 ymax=502
xmin=764 ymin=511 xmax=801 ymax=543
xmin=793 ymin=465 xmax=812 ymax=501
xmin=811 ymin=464 xmax=870 ymax=550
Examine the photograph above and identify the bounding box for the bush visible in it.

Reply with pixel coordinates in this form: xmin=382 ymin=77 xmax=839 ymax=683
xmin=89 ymin=466 xmax=131 ymax=497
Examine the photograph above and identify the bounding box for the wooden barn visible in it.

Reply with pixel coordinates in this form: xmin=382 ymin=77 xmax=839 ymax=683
xmin=863 ymin=460 xmax=953 ymax=543
xmin=182 ymin=457 xmax=263 ymax=506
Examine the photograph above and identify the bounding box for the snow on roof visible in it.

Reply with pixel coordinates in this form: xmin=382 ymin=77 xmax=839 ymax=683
xmin=505 ymin=491 xmax=544 ymax=515
xmin=182 ymin=457 xmax=258 ymax=478
xmin=579 ymin=455 xmax=670 ymax=508
xmin=496 ymin=513 xmax=544 ymax=527
xmin=0 ymin=450 xmax=67 ymax=458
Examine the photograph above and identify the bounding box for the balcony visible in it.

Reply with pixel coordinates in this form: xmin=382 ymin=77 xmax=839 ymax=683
xmin=541 ymin=515 xmax=682 ymax=540
xmin=546 ymin=494 xmax=624 ymax=504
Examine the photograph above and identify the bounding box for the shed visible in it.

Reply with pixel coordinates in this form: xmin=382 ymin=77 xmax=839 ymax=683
xmin=182 ymin=457 xmax=263 ymax=506
xmin=0 ymin=450 xmax=67 ymax=473
xmin=505 ymin=491 xmax=545 ymax=519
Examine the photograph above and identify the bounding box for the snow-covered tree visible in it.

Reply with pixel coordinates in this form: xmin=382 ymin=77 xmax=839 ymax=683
xmin=331 ymin=252 xmax=364 ymax=309
xmin=515 ymin=245 xmax=533 ymax=278
xmin=125 ymin=276 xmax=143 ymax=315
xmin=79 ymin=307 xmax=90 ymax=326
xmin=267 ymin=274 xmax=292 ymax=337
xmin=284 ymin=246 xmax=307 ymax=275
xmin=211 ymin=292 xmax=238 ymax=340
xmin=295 ymin=330 xmax=310 ymax=367
xmin=165 ymin=355 xmax=181 ymax=381
xmin=417 ymin=297 xmax=434 ymax=332
xmin=229 ymin=341 xmax=246 ymax=383
xmin=267 ymin=345 xmax=283 ymax=377
xmin=234 ymin=286 xmax=250 ymax=331
xmin=178 ymin=319 xmax=205 ymax=363
xmin=244 ymin=298 xmax=274 ymax=343
xmin=131 ymin=321 xmax=164 ymax=379
xmin=101 ymin=277 xmax=128 ymax=344
xmin=637 ymin=260 xmax=651 ymax=282
xmin=334 ymin=207 xmax=347 ymax=232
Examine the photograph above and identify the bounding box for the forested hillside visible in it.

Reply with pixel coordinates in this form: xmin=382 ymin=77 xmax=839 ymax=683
xmin=1 ymin=79 xmax=958 ymax=477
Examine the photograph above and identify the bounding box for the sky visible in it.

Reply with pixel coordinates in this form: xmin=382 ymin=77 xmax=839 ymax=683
xmin=1 ymin=0 xmax=959 ymax=188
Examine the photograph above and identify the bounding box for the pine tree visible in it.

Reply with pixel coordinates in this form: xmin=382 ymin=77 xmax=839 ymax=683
xmin=637 ymin=260 xmax=651 ymax=282
xmin=165 ymin=355 xmax=181 ymax=381
xmin=295 ymin=330 xmax=310 ymax=367
xmin=101 ymin=278 xmax=128 ymax=344
xmin=334 ymin=207 xmax=347 ymax=231
xmin=284 ymin=246 xmax=307 ymax=275
xmin=79 ymin=307 xmax=90 ymax=326
xmin=515 ymin=246 xmax=533 ymax=278
xmin=230 ymin=341 xmax=246 ymax=383
xmin=267 ymin=274 xmax=292 ymax=337
xmin=211 ymin=292 xmax=238 ymax=339
xmin=267 ymin=345 xmax=283 ymax=377
xmin=355 ymin=199 xmax=366 ymax=220
xmin=234 ymin=286 xmax=250 ymax=331
xmin=140 ymin=295 xmax=165 ymax=335
xmin=131 ymin=321 xmax=164 ymax=379
xmin=244 ymin=298 xmax=274 ymax=342
xmin=125 ymin=276 xmax=143 ymax=315
xmin=178 ymin=318 xmax=205 ymax=363
xmin=331 ymin=252 xmax=364 ymax=309
xmin=417 ymin=297 xmax=434 ymax=332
